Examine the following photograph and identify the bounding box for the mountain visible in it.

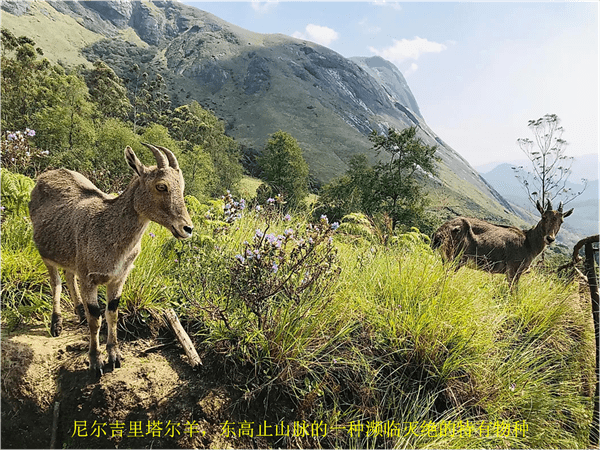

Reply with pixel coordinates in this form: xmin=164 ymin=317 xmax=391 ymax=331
xmin=475 ymin=153 xmax=599 ymax=183
xmin=3 ymin=0 xmax=526 ymax=223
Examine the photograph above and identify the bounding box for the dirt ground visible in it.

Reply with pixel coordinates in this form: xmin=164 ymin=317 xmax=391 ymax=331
xmin=1 ymin=312 xmax=255 ymax=449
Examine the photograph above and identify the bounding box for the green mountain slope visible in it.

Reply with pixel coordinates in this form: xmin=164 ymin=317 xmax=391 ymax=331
xmin=3 ymin=0 xmax=532 ymax=225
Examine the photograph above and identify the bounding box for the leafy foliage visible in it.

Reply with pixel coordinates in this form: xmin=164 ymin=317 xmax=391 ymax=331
xmin=1 ymin=29 xmax=243 ymax=199
xmin=1 ymin=28 xmax=52 ymax=131
xmin=84 ymin=59 xmax=131 ymax=121
xmin=318 ymin=126 xmax=440 ymax=234
xmin=317 ymin=154 xmax=376 ymax=220
xmin=165 ymin=102 xmax=242 ymax=197
xmin=0 ymin=168 xmax=35 ymax=217
xmin=258 ymin=130 xmax=309 ymax=209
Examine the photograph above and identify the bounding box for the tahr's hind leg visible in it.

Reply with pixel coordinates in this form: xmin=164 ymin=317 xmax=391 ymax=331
xmin=44 ymin=260 xmax=63 ymax=337
xmin=105 ymin=279 xmax=126 ymax=371
xmin=65 ymin=271 xmax=86 ymax=324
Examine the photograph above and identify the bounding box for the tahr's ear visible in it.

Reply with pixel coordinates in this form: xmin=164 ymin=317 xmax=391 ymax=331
xmin=125 ymin=146 xmax=145 ymax=176
xmin=563 ymin=208 xmax=574 ymax=218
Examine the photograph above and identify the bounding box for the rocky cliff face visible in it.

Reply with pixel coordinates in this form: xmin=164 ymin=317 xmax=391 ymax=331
xmin=3 ymin=0 xmax=517 ymax=220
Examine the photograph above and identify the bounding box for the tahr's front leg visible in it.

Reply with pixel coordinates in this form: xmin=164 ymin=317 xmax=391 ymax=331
xmin=80 ymin=280 xmax=104 ymax=377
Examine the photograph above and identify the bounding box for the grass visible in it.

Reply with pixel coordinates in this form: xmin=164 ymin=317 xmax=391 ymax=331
xmin=0 ymin=185 xmax=595 ymax=448
xmin=2 ymin=2 xmax=104 ymax=67
xmin=238 ymin=175 xmax=262 ymax=199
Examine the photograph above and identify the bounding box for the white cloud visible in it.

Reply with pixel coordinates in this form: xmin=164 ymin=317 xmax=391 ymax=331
xmin=292 ymin=24 xmax=339 ymax=47
xmin=371 ymin=0 xmax=402 ymax=12
xmin=251 ymin=0 xmax=278 ymax=14
xmin=358 ymin=18 xmax=381 ymax=35
xmin=404 ymin=63 xmax=418 ymax=77
xmin=369 ymin=36 xmax=447 ymax=65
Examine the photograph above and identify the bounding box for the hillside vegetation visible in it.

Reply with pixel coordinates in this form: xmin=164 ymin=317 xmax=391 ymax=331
xmin=1 ymin=175 xmax=596 ymax=448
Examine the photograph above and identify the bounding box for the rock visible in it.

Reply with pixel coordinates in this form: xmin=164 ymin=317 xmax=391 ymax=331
xmin=1 ymin=0 xmax=30 ymax=16
xmin=244 ymin=53 xmax=271 ymax=95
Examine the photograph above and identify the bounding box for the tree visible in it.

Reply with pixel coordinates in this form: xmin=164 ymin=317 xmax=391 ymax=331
xmin=317 ymin=126 xmax=439 ymax=233
xmin=369 ymin=126 xmax=438 ymax=229
xmin=1 ymin=28 xmax=53 ymax=131
xmin=513 ymin=114 xmax=587 ymax=209
xmin=164 ymin=102 xmax=242 ymax=196
xmin=33 ymin=73 xmax=96 ymax=154
xmin=124 ymin=64 xmax=150 ymax=133
xmin=84 ymin=60 xmax=131 ymax=121
xmin=258 ymin=131 xmax=309 ymax=208
xmin=317 ymin=154 xmax=376 ymax=221
xmin=147 ymin=73 xmax=171 ymax=123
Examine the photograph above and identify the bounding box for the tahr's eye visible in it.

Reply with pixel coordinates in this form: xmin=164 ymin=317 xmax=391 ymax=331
xmin=156 ymin=183 xmax=168 ymax=192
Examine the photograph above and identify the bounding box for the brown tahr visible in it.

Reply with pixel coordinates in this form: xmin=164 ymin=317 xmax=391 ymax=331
xmin=432 ymin=199 xmax=573 ymax=286
xmin=29 ymin=143 xmax=193 ymax=376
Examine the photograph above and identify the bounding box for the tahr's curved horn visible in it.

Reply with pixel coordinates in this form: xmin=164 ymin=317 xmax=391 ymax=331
xmin=155 ymin=145 xmax=179 ymax=170
xmin=557 ymin=201 xmax=564 ymax=213
xmin=545 ymin=198 xmax=552 ymax=212
xmin=141 ymin=142 xmax=168 ymax=168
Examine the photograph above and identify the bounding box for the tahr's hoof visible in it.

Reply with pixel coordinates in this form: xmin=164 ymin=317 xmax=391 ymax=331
xmin=106 ymin=345 xmax=122 ymax=371
xmin=108 ymin=351 xmax=121 ymax=371
xmin=89 ymin=352 xmax=105 ymax=378
xmin=51 ymin=313 xmax=63 ymax=337
xmin=106 ymin=359 xmax=121 ymax=373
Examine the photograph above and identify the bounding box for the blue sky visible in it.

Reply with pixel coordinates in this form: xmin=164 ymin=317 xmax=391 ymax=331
xmin=183 ymin=1 xmax=598 ymax=170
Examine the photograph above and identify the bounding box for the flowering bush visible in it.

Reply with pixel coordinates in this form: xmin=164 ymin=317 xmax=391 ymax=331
xmin=1 ymin=129 xmax=47 ymax=175
xmin=230 ymin=214 xmax=341 ymax=329
xmin=221 ymin=190 xmax=246 ymax=223
xmin=170 ymin=196 xmax=341 ymax=333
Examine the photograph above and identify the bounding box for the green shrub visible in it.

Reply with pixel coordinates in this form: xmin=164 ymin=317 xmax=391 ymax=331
xmin=1 ymin=168 xmax=35 ymax=217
